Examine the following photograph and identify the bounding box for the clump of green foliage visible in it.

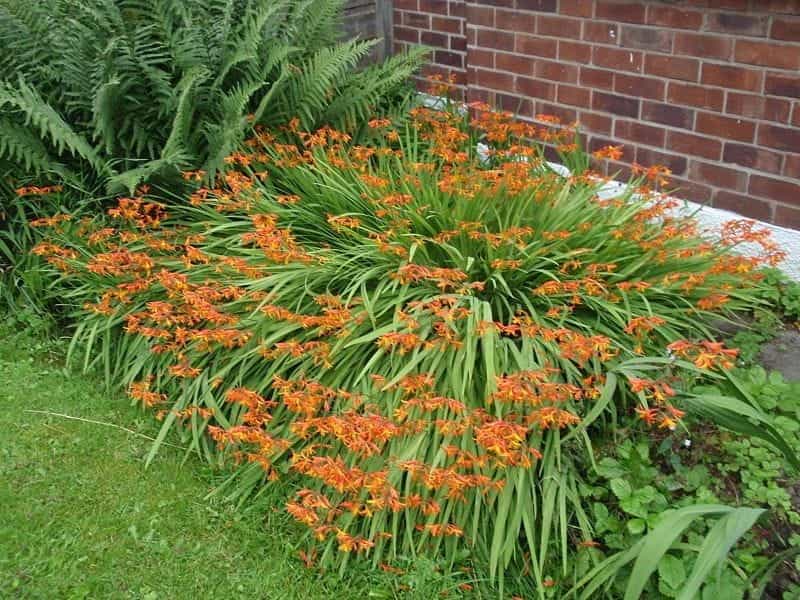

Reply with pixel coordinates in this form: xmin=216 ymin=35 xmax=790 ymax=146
xmin=579 ymin=364 xmax=800 ymax=598
xmin=26 ymin=102 xmax=799 ymax=598
xmin=0 ymin=0 xmax=423 ymax=192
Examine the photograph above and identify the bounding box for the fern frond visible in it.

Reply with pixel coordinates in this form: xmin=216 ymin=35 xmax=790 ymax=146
xmin=0 ymin=79 xmax=109 ymax=175
xmin=280 ymin=38 xmax=376 ymax=128
xmin=91 ymin=78 xmax=122 ymax=156
xmin=0 ymin=0 xmax=420 ymax=187
xmin=202 ymin=78 xmax=265 ymax=182
xmin=0 ymin=116 xmax=68 ymax=176
xmin=322 ymin=46 xmax=426 ymax=128
xmin=161 ymin=66 xmax=207 ymax=160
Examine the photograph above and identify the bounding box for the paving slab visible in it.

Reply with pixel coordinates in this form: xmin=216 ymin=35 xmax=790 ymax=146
xmin=758 ymin=329 xmax=800 ymax=382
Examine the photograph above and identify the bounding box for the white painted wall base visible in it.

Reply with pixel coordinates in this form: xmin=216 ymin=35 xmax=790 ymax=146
xmin=590 ymin=174 xmax=800 ymax=281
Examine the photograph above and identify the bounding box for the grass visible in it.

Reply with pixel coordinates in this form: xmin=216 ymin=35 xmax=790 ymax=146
xmin=0 ymin=325 xmax=469 ymax=599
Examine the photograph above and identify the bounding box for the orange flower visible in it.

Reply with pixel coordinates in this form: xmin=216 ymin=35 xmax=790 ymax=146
xmin=16 ymin=184 xmax=63 ymax=196
xmin=591 ymin=145 xmax=624 ymax=161
xmin=169 ymin=357 xmax=201 ymax=378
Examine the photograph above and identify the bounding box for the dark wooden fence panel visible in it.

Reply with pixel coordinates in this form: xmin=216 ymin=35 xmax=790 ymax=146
xmin=343 ymin=0 xmax=392 ymax=61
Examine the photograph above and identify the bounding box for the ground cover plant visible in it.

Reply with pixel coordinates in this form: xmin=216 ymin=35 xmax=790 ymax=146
xmin=0 ymin=0 xmax=423 ymax=192
xmin=22 ymin=96 xmax=800 ymax=597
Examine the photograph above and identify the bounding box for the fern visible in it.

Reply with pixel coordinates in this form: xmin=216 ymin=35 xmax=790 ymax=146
xmin=0 ymin=0 xmax=424 ymax=191
xmin=0 ymin=118 xmax=67 ymax=176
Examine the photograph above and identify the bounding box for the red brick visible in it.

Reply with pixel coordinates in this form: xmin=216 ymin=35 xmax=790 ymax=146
xmin=646 ymin=6 xmax=703 ymax=30
xmin=433 ymin=46 xmax=461 ymax=67
xmin=706 ymin=0 xmax=749 ymax=9
xmin=696 ymin=113 xmax=756 ymax=142
xmin=418 ymin=0 xmax=448 ymax=14
xmin=673 ymin=33 xmax=732 ymax=61
xmin=478 ymin=28 xmax=515 ymax=52
xmin=432 ymin=16 xmax=463 ymax=34
xmin=536 ymin=101 xmax=576 ymax=124
xmin=560 ymin=0 xmax=593 ymax=17
xmin=495 ymin=9 xmax=535 ymax=33
xmin=735 ymin=40 xmax=800 ymax=70
xmin=593 ymin=46 xmax=643 ymax=73
xmin=690 ymin=160 xmax=748 ymax=191
xmin=596 ymin=1 xmax=646 ymax=24
xmin=497 ymin=93 xmax=533 ymax=116
xmin=558 ymin=40 xmax=592 ymax=63
xmin=771 ymin=18 xmax=800 ymax=42
xmin=762 ymin=0 xmax=800 ymax=14
xmin=578 ymin=111 xmax=613 ymax=135
xmin=620 ymin=26 xmax=672 ymax=52
xmin=451 ymin=36 xmax=467 ymax=52
xmin=421 ymin=31 xmax=448 ymax=48
xmin=667 ymin=82 xmax=724 ymax=111
xmin=580 ymin=66 xmax=614 ymax=90
xmin=495 ymin=52 xmax=532 ymax=75
xmin=750 ymin=174 xmax=800 ymax=204
xmin=701 ymin=64 xmax=763 ymax=92
xmin=785 ymin=154 xmax=800 ymax=179
xmin=475 ymin=68 xmax=514 ymax=92
xmin=557 ymin=84 xmax=592 ymax=108
xmin=757 ymin=123 xmax=800 ymax=152
xmin=434 ymin=49 xmax=464 ymax=68
xmin=723 ymin=143 xmax=784 ymax=174
xmin=614 ymin=73 xmax=665 ymax=100
xmin=637 ymin=147 xmax=688 ymax=175
xmin=592 ymin=91 xmax=640 ymax=118
xmin=515 ymin=35 xmax=558 ymax=58
xmin=775 ymin=204 xmax=800 ymax=228
xmin=641 ymin=101 xmax=694 ymax=129
xmin=537 ymin=15 xmax=582 ymax=39
xmin=448 ymin=1 xmax=465 ymax=17
xmin=713 ymin=191 xmax=773 ymax=221
xmin=706 ymin=13 xmax=769 ymax=37
xmin=669 ymin=177 xmax=713 ymax=203
xmin=395 ymin=0 xmax=418 ymax=10
xmin=644 ymin=54 xmax=699 ymax=82
xmin=403 ymin=12 xmax=430 ymax=28
xmin=615 ymin=119 xmax=666 ymax=147
xmin=666 ymin=131 xmax=723 ymax=160
xmin=726 ymin=93 xmax=791 ymax=122
xmin=395 ymin=26 xmax=420 ymax=43
xmin=535 ymin=60 xmax=578 ymax=83
xmin=794 ymin=104 xmax=800 ymax=127
xmin=516 ymin=0 xmax=557 ymax=11
xmin=469 ymin=48 xmax=495 ymax=69
xmin=466 ymin=87 xmax=491 ymax=105
xmin=583 ymin=21 xmax=618 ymax=45
xmin=516 ymin=77 xmax=556 ymax=100
xmin=765 ymin=73 xmax=800 ymax=98
xmin=467 ymin=5 xmax=494 ymax=27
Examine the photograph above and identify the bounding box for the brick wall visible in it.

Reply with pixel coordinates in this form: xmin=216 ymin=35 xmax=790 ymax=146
xmin=394 ymin=0 xmax=468 ymax=93
xmin=393 ymin=0 xmax=800 ymax=229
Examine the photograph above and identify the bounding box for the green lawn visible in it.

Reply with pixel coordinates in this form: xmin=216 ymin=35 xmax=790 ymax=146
xmin=0 ymin=328 xmax=470 ymax=599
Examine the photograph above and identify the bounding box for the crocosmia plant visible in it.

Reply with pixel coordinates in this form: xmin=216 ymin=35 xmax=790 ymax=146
xmin=31 ymin=96 xmax=788 ymax=594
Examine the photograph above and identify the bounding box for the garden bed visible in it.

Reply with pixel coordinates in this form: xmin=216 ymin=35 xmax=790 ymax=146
xmin=19 ymin=102 xmax=800 ymax=598
xmin=1 ymin=2 xmax=799 ymax=596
